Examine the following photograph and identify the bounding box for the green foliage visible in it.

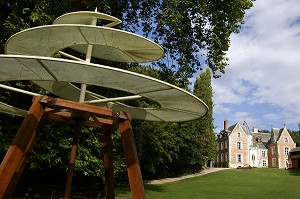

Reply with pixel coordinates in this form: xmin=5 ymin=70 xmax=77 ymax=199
xmin=290 ymin=130 xmax=300 ymax=147
xmin=136 ymin=121 xmax=205 ymax=178
xmin=193 ymin=69 xmax=217 ymax=164
xmin=123 ymin=0 xmax=254 ymax=82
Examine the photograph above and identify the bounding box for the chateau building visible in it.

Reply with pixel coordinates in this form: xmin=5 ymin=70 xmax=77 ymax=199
xmin=215 ymin=120 xmax=296 ymax=168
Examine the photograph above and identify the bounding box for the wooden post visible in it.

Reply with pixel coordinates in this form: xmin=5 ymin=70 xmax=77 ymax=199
xmin=119 ymin=114 xmax=146 ymax=199
xmin=102 ymin=124 xmax=114 ymax=199
xmin=64 ymin=121 xmax=81 ymax=199
xmin=0 ymin=96 xmax=45 ymax=199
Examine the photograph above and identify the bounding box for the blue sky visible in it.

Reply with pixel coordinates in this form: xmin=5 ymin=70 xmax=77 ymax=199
xmin=210 ymin=0 xmax=300 ymax=133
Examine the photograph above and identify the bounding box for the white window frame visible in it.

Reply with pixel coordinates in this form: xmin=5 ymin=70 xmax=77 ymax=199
xmin=284 ymin=137 xmax=288 ymax=143
xmin=237 ymin=142 xmax=242 ymax=150
xmin=284 ymin=147 xmax=289 ymax=156
xmin=262 ymin=160 xmax=267 ymax=167
xmin=238 ymin=132 xmax=241 ymax=138
xmin=237 ymin=154 xmax=242 ymax=163
xmin=221 ymin=153 xmax=224 ymax=162
xmin=262 ymin=150 xmax=266 ymax=157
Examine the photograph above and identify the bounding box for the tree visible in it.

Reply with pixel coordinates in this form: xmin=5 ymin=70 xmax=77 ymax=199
xmin=122 ymin=0 xmax=254 ymax=85
xmin=290 ymin=130 xmax=300 ymax=147
xmin=0 ymin=0 xmax=253 ymax=181
xmin=193 ymin=69 xmax=216 ymax=165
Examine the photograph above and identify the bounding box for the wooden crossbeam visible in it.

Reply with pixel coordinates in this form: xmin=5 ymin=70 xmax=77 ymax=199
xmin=39 ymin=96 xmax=127 ymax=120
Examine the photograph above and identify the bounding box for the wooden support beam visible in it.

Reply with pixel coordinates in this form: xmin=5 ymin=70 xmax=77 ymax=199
xmin=119 ymin=113 xmax=146 ymax=199
xmin=45 ymin=108 xmax=114 ymax=127
xmin=39 ymin=96 xmax=126 ymax=120
xmin=64 ymin=121 xmax=81 ymax=199
xmin=102 ymin=124 xmax=115 ymax=199
xmin=0 ymin=96 xmax=45 ymax=199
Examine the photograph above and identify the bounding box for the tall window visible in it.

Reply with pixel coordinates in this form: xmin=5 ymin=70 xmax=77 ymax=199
xmin=284 ymin=137 xmax=288 ymax=143
xmin=272 ymin=158 xmax=277 ymax=167
xmin=237 ymin=154 xmax=242 ymax=162
xmin=284 ymin=147 xmax=289 ymax=156
xmin=221 ymin=154 xmax=224 ymax=162
xmin=252 ymin=154 xmax=255 ymax=160
xmin=217 ymin=154 xmax=219 ymax=163
xmin=225 ymin=140 xmax=228 ymax=149
xmin=237 ymin=142 xmax=242 ymax=149
xmin=238 ymin=132 xmax=241 ymax=138
xmin=221 ymin=142 xmax=224 ymax=150
xmin=225 ymin=153 xmax=228 ymax=162
xmin=262 ymin=151 xmax=266 ymax=157
xmin=271 ymin=146 xmax=276 ymax=155
xmin=262 ymin=160 xmax=267 ymax=167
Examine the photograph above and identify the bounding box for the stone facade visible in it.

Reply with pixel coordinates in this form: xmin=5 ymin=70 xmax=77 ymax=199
xmin=215 ymin=120 xmax=296 ymax=169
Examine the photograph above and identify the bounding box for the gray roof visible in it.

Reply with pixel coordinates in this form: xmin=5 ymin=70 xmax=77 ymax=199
xmin=242 ymin=121 xmax=252 ymax=135
xmin=271 ymin=128 xmax=281 ymax=142
xmin=290 ymin=147 xmax=300 ymax=153
xmin=258 ymin=143 xmax=268 ymax=150
xmin=252 ymin=132 xmax=271 ymax=144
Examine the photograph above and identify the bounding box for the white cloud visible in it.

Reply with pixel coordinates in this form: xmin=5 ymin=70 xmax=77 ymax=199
xmin=212 ymin=0 xmax=300 ymax=131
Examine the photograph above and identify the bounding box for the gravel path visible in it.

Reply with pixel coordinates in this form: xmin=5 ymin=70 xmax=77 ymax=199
xmin=145 ymin=168 xmax=229 ymax=185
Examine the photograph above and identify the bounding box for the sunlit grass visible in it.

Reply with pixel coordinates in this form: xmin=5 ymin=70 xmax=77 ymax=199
xmin=116 ymin=168 xmax=300 ymax=199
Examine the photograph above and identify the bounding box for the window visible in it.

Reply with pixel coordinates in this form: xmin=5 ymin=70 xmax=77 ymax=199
xmin=262 ymin=160 xmax=267 ymax=167
xmin=272 ymin=158 xmax=277 ymax=167
xmin=284 ymin=147 xmax=289 ymax=156
xmin=237 ymin=154 xmax=242 ymax=162
xmin=225 ymin=153 xmax=228 ymax=162
xmin=284 ymin=137 xmax=288 ymax=143
xmin=238 ymin=132 xmax=241 ymax=138
xmin=271 ymin=146 xmax=276 ymax=155
xmin=221 ymin=142 xmax=224 ymax=150
xmin=221 ymin=154 xmax=224 ymax=162
xmin=237 ymin=142 xmax=242 ymax=149
xmin=225 ymin=141 xmax=228 ymax=149
xmin=262 ymin=151 xmax=266 ymax=157
xmin=217 ymin=154 xmax=219 ymax=163
xmin=252 ymin=154 xmax=255 ymax=161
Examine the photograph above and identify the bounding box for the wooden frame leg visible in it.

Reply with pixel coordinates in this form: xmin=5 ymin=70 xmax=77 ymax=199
xmin=119 ymin=115 xmax=146 ymax=199
xmin=102 ymin=124 xmax=114 ymax=199
xmin=64 ymin=121 xmax=80 ymax=199
xmin=0 ymin=96 xmax=45 ymax=199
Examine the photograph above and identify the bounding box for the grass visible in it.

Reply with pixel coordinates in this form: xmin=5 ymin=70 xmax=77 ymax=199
xmin=115 ymin=168 xmax=300 ymax=199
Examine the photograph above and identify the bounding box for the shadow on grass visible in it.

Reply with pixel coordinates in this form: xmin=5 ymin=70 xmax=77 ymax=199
xmin=288 ymin=169 xmax=300 ymax=176
xmin=145 ymin=184 xmax=165 ymax=192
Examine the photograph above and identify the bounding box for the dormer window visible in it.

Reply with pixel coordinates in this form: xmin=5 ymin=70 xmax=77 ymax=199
xmin=284 ymin=137 xmax=288 ymax=143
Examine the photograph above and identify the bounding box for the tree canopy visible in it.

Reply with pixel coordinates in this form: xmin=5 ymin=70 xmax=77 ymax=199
xmin=1 ymin=0 xmax=253 ymax=86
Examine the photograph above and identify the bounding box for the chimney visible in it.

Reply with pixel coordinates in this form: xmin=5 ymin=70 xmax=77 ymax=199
xmin=253 ymin=126 xmax=258 ymax=133
xmin=224 ymin=119 xmax=228 ymax=131
xmin=257 ymin=136 xmax=262 ymax=143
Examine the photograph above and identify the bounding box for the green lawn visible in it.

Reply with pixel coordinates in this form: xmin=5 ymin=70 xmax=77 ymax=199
xmin=116 ymin=168 xmax=300 ymax=199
